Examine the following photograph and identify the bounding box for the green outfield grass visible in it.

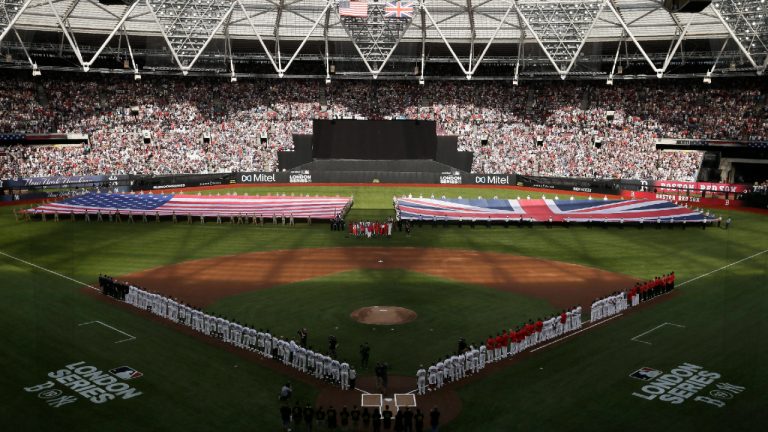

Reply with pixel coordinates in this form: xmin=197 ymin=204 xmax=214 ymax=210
xmin=207 ymin=269 xmax=553 ymax=375
xmin=1 ymin=184 xmax=766 ymax=431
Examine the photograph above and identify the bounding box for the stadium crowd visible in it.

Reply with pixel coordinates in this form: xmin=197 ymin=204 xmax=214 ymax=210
xmin=2 ymin=75 xmax=766 ymax=181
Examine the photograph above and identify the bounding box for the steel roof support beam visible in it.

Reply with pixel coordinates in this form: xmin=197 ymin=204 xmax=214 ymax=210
xmin=709 ymin=2 xmax=760 ymax=72
xmin=422 ymin=1 xmax=512 ymax=79
xmin=13 ymin=28 xmax=36 ymax=69
xmin=514 ymin=9 xmax=524 ymax=83
xmin=237 ymin=0 xmax=281 ymax=74
xmin=61 ymin=0 xmax=81 ymax=22
xmin=146 ymin=0 xmax=237 ymax=75
xmin=274 ymin=0 xmax=284 ymax=70
xmin=660 ymin=15 xmax=693 ymax=74
xmin=279 ymin=0 xmax=331 ymax=77
xmin=604 ymin=0 xmax=662 ymax=76
xmin=510 ymin=0 xmax=608 ymax=80
xmin=46 ymin=0 xmax=86 ymax=68
xmin=420 ymin=4 xmax=426 ymax=81
xmin=341 ymin=1 xmax=416 ymax=79
xmin=0 ymin=0 xmax=34 ymax=45
xmin=707 ymin=38 xmax=730 ymax=76
xmin=323 ymin=4 xmax=329 ymax=80
xmin=608 ymin=34 xmax=623 ymax=81
xmin=422 ymin=1 xmax=470 ymax=75
xmin=468 ymin=2 xmax=512 ymax=76
xmin=466 ymin=0 xmax=475 ymax=71
xmin=83 ymin=0 xmax=139 ymax=69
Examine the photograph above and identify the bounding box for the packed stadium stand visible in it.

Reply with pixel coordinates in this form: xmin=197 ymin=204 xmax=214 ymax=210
xmin=1 ymin=74 xmax=765 ymax=181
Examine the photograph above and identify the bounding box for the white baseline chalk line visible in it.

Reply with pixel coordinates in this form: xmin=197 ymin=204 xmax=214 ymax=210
xmin=79 ymin=320 xmax=136 ymax=344
xmin=0 ymin=250 xmax=99 ymax=292
xmin=529 ymin=313 xmax=623 ymax=353
xmin=630 ymin=322 xmax=686 ymax=345
xmin=678 ymin=249 xmax=768 ymax=287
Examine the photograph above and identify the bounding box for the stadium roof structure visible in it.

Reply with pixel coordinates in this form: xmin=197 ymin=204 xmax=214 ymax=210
xmin=0 ymin=0 xmax=766 ymax=80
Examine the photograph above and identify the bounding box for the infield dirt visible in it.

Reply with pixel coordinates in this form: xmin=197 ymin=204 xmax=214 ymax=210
xmin=118 ymin=246 xmax=639 ymax=425
xmin=123 ymin=247 xmax=636 ymax=310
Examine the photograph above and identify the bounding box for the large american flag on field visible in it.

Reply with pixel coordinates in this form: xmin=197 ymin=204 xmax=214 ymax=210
xmin=26 ymin=193 xmax=352 ymax=219
xmin=339 ymin=0 xmax=368 ymax=17
xmin=395 ymin=197 xmax=716 ymax=223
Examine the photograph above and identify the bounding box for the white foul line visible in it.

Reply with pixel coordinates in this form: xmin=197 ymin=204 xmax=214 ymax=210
xmin=0 ymin=250 xmax=99 ymax=292
xmin=529 ymin=313 xmax=623 ymax=353
xmin=678 ymin=248 xmax=768 ymax=287
xmin=630 ymin=322 xmax=686 ymax=345
xmin=79 ymin=320 xmax=136 ymax=344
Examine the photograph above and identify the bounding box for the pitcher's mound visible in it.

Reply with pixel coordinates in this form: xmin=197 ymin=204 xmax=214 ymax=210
xmin=351 ymin=306 xmax=417 ymax=325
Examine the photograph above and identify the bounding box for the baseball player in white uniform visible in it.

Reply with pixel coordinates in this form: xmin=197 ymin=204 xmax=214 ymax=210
xmin=324 ymin=355 xmax=333 ymax=380
xmin=416 ymin=366 xmax=427 ymax=395
xmin=574 ymin=306 xmax=583 ymax=329
xmin=478 ymin=345 xmax=486 ymax=370
xmin=315 ymin=353 xmax=325 ymax=379
xmin=340 ymin=362 xmax=350 ymax=390
xmin=221 ymin=319 xmax=231 ymax=342
xmin=435 ymin=360 xmax=445 ymax=388
xmin=427 ymin=365 xmax=437 ymax=391
xmin=290 ymin=340 xmax=299 ymax=368
xmin=297 ymin=347 xmax=307 ymax=372
xmin=177 ymin=303 xmax=187 ymax=325
xmin=264 ymin=334 xmax=273 ymax=358
xmin=331 ymin=359 xmax=341 ymax=383
xmin=307 ymin=350 xmax=316 ymax=374
xmin=456 ymin=353 xmax=466 ymax=379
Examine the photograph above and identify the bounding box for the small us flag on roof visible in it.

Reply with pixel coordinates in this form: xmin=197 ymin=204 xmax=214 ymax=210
xmin=339 ymin=0 xmax=369 ymax=18
xmin=384 ymin=1 xmax=414 ymax=19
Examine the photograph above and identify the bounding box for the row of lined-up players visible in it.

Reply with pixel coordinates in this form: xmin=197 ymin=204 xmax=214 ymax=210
xmin=99 ymin=276 xmax=358 ymax=390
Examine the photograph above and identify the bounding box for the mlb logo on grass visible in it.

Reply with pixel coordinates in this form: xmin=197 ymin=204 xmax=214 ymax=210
xmin=110 ymin=366 xmax=143 ymax=380
xmin=630 ymin=367 xmax=662 ymax=381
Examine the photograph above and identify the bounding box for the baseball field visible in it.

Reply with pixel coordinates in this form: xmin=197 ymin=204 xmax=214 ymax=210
xmin=1 ymin=184 xmax=766 ymax=431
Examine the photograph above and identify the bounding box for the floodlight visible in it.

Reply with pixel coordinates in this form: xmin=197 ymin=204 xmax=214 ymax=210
xmin=32 ymin=64 xmax=41 ymax=77
xmin=325 ymin=77 xmax=332 ymax=85
xmin=134 ymin=73 xmax=142 ymax=81
xmin=418 ymin=78 xmax=425 ymax=85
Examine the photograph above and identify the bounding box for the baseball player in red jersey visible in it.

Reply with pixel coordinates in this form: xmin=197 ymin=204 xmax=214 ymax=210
xmin=559 ymin=311 xmax=567 ymax=336
xmin=500 ymin=330 xmax=509 ymax=358
xmin=485 ymin=335 xmax=495 ymax=363
xmin=507 ymin=329 xmax=516 ymax=356
xmin=494 ymin=333 xmax=504 ymax=360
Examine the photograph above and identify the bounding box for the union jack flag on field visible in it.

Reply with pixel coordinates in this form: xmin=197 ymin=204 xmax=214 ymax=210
xmin=395 ymin=197 xmax=715 ymax=223
xmin=384 ymin=1 xmax=414 ymax=19
xmin=339 ymin=0 xmax=369 ymax=18
xmin=25 ymin=193 xmax=352 ymax=219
